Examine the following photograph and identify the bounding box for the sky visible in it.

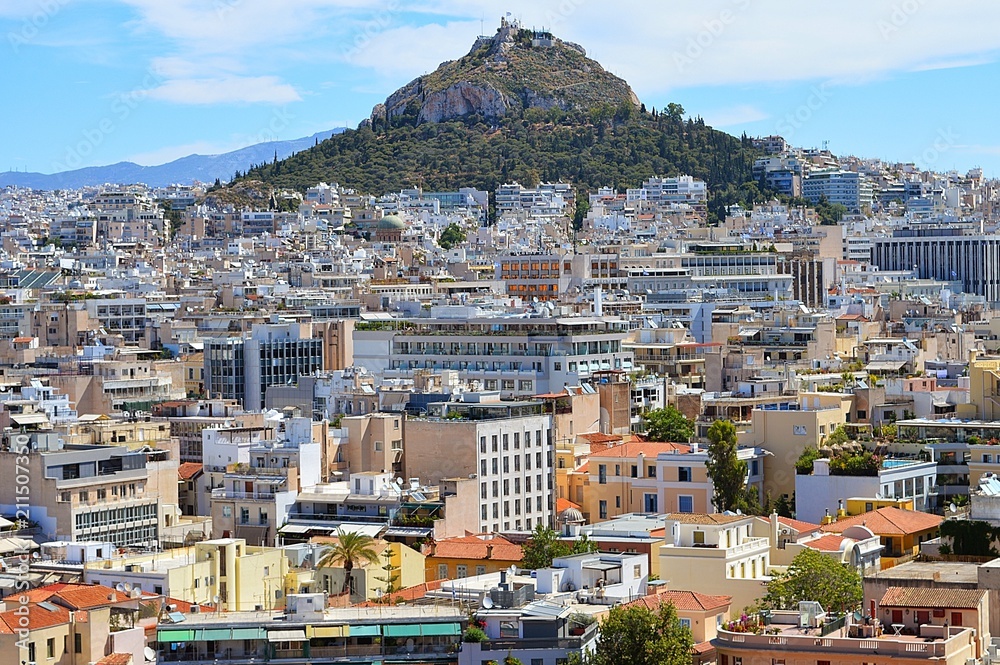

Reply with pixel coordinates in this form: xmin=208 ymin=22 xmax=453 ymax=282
xmin=2 ymin=0 xmax=1000 ymax=177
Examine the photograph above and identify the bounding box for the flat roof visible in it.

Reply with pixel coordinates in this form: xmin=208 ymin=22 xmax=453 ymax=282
xmin=868 ymin=561 xmax=980 ymax=584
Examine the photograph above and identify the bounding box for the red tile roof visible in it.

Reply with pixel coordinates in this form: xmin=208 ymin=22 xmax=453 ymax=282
xmin=431 ymin=534 xmax=522 ymax=562
xmin=588 ymin=442 xmax=691 ymax=459
xmin=820 ymin=507 xmax=942 ymax=537
xmin=804 ymin=534 xmax=847 ymax=552
xmin=0 ymin=603 xmax=72 ymax=633
xmin=355 ymin=578 xmax=449 ymax=607
xmin=880 ymin=587 xmax=986 ymax=609
xmin=95 ymin=654 xmax=134 ymax=665
xmin=625 ymin=590 xmax=732 ymax=612
xmin=178 ymin=462 xmax=203 ymax=480
xmin=556 ymin=498 xmax=581 ymax=514
xmin=54 ymin=584 xmax=129 ymax=610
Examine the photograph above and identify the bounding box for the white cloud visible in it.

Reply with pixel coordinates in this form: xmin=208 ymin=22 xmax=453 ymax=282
xmin=700 ymin=104 xmax=769 ymax=128
xmin=144 ymin=76 xmax=302 ymax=105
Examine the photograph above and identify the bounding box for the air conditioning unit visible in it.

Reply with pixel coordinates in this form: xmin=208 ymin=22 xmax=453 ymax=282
xmin=190 ymin=605 xmax=201 ymax=614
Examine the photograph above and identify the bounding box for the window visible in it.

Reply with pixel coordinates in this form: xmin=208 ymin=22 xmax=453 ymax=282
xmin=28 ymin=643 xmax=35 ymax=662
xmin=615 ymin=495 xmax=621 ymax=509
xmin=437 ymin=564 xmax=448 ymax=579
xmin=678 ymin=495 xmax=694 ymax=513
xmin=239 ymin=507 xmax=249 ymax=524
xmin=476 ymin=565 xmax=486 ymax=575
xmin=679 ymin=618 xmax=691 ymax=629
xmin=598 ymin=464 xmax=607 ymax=484
xmin=374 ymin=440 xmax=383 ymax=452
xmin=693 ymin=530 xmax=705 ymax=544
xmin=678 ymin=467 xmax=692 ymax=482
xmin=74 ymin=633 xmax=82 ymax=653
xmin=457 ymin=565 xmax=468 ymax=578
xmin=631 ymin=465 xmax=638 ymax=478
xmin=644 ymin=493 xmax=658 ymax=513
xmin=79 ymin=491 xmax=88 ymax=502
xmin=750 ymin=460 xmax=759 ymax=476
xmin=222 ymin=505 xmax=232 ymax=518
xmin=47 ymin=637 xmax=55 ymax=658
xmin=599 ymin=500 xmax=608 ymax=519
xmin=648 ymin=465 xmax=656 ymax=478
xmin=480 ymin=436 xmax=486 ymax=453
xmin=985 ymin=454 xmax=994 ymax=464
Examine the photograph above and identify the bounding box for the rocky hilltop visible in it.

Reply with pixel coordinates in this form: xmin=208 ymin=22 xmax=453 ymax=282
xmin=369 ymin=17 xmax=640 ymax=125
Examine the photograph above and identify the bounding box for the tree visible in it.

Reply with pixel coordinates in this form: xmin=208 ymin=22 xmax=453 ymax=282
xmin=642 ymin=405 xmax=694 ymax=443
xmin=316 ymin=529 xmax=380 ymax=595
xmin=762 ymin=548 xmax=862 ymax=613
xmin=373 ymin=547 xmax=401 ymax=599
xmin=795 ymin=446 xmax=822 ymax=475
xmin=585 ymin=601 xmax=693 ymax=665
xmin=521 ymin=525 xmax=596 ymax=569
xmin=705 ymin=420 xmax=748 ymax=513
xmin=438 ymin=223 xmax=466 ymax=249
xmin=825 ymin=425 xmax=850 ymax=446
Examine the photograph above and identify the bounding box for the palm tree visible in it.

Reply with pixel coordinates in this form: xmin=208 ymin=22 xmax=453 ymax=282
xmin=316 ymin=529 xmax=380 ymax=596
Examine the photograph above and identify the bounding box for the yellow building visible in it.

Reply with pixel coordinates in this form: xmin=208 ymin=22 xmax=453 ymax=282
xmin=312 ymin=538 xmax=426 ymax=604
xmin=959 ymin=354 xmax=1000 ymax=420
xmin=625 ymin=590 xmax=731 ymax=664
xmin=84 ymin=538 xmax=288 ymax=611
xmin=844 ymin=496 xmax=914 ymax=515
xmin=424 ymin=533 xmax=523 ymax=581
xmin=739 ymin=393 xmax=850 ymax=500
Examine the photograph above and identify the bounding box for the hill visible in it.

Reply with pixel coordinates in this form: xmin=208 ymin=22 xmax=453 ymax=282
xmin=0 ymin=129 xmax=343 ymax=190
xmin=369 ymin=18 xmax=638 ymax=125
xmin=238 ymin=22 xmax=761 ymax=221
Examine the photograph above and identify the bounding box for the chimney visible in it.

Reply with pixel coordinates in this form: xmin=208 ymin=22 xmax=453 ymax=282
xmin=486 ymin=544 xmax=494 ymax=559
xmin=769 ymin=511 xmax=779 ymax=545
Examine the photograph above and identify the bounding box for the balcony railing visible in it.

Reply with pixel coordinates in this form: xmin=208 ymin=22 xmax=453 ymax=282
xmin=211 ymin=489 xmax=277 ymax=501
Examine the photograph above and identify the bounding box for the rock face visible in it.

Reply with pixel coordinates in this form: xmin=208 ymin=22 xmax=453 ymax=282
xmin=368 ymin=17 xmax=639 ymax=126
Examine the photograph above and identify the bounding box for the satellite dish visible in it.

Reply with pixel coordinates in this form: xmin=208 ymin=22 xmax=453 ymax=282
xmin=949 ymin=503 xmax=957 ymax=513
xmin=482 ymin=596 xmax=494 ymax=609
xmin=736 ymin=509 xmax=742 ymax=515
xmin=116 ymin=583 xmax=126 ymax=592
xmin=212 ymin=594 xmax=221 ymax=604
xmin=508 ymin=564 xmax=517 ymax=578
xmin=375 ymin=589 xmax=383 ymax=599
xmin=124 ymin=583 xmax=133 ymax=593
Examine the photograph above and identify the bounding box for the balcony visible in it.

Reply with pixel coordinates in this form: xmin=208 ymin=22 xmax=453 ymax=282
xmin=211 ymin=489 xmax=277 ymax=501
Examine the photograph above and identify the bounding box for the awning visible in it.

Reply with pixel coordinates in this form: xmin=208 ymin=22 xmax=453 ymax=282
xmin=309 ymin=625 xmax=347 ymax=638
xmin=420 ymin=623 xmax=462 ymax=636
xmin=158 ymin=629 xmax=196 ymax=642
xmin=278 ymin=524 xmax=312 ymax=534
xmin=865 ymin=360 xmax=907 ymax=372
xmin=202 ymin=628 xmax=236 ymax=640
xmin=10 ymin=412 xmax=50 ymax=425
xmin=268 ymin=629 xmax=307 ymax=642
xmin=583 ymin=562 xmax=621 ymax=572
xmin=383 ymin=624 xmax=422 ymax=637
xmin=350 ymin=625 xmax=381 ymax=637
xmin=230 ymin=628 xmax=266 ymax=640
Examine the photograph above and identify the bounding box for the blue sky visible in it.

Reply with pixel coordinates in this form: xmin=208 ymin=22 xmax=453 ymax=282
xmin=2 ymin=0 xmax=1000 ymax=177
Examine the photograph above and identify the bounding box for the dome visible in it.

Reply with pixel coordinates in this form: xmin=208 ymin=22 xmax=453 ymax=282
xmin=560 ymin=507 xmax=585 ymax=524
xmin=377 ymin=214 xmax=406 ymax=230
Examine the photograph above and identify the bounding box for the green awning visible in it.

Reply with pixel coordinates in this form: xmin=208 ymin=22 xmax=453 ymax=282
xmin=231 ymin=628 xmax=267 ymax=640
xmin=421 ymin=623 xmax=462 ymax=636
xmin=158 ymin=630 xmax=196 ymax=642
xmin=383 ymin=624 xmax=422 ymax=637
xmin=350 ymin=625 xmax=381 ymax=637
xmin=203 ymin=628 xmax=236 ymax=640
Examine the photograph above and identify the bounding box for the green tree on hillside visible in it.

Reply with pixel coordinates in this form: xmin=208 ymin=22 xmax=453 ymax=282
xmin=642 ymin=406 xmax=694 ymax=443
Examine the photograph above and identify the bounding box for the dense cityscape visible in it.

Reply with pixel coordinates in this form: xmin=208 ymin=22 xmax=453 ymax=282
xmin=3 ymin=9 xmax=1000 ymax=665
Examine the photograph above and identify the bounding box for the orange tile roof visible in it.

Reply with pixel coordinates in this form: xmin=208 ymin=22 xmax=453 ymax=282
xmin=880 ymin=587 xmax=986 ymax=609
xmin=588 ymin=442 xmax=691 ymax=459
xmin=36 ymin=583 xmax=128 ymax=610
xmin=625 ymin=590 xmax=732 ymax=612
xmin=0 ymin=603 xmax=72 ymax=633
xmin=775 ymin=516 xmax=822 ymax=533
xmin=804 ymin=534 xmax=847 ymax=552
xmin=556 ymin=498 xmax=581 ymax=514
xmin=178 ymin=462 xmax=203 ymax=480
xmin=431 ymin=534 xmax=522 ymax=562
xmin=95 ymin=654 xmax=134 ymax=665
xmin=820 ymin=507 xmax=942 ymax=537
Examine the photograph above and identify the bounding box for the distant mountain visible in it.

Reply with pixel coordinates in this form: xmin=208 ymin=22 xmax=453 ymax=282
xmin=0 ymin=129 xmax=344 ymax=190
xmin=238 ymin=22 xmax=760 ymax=222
